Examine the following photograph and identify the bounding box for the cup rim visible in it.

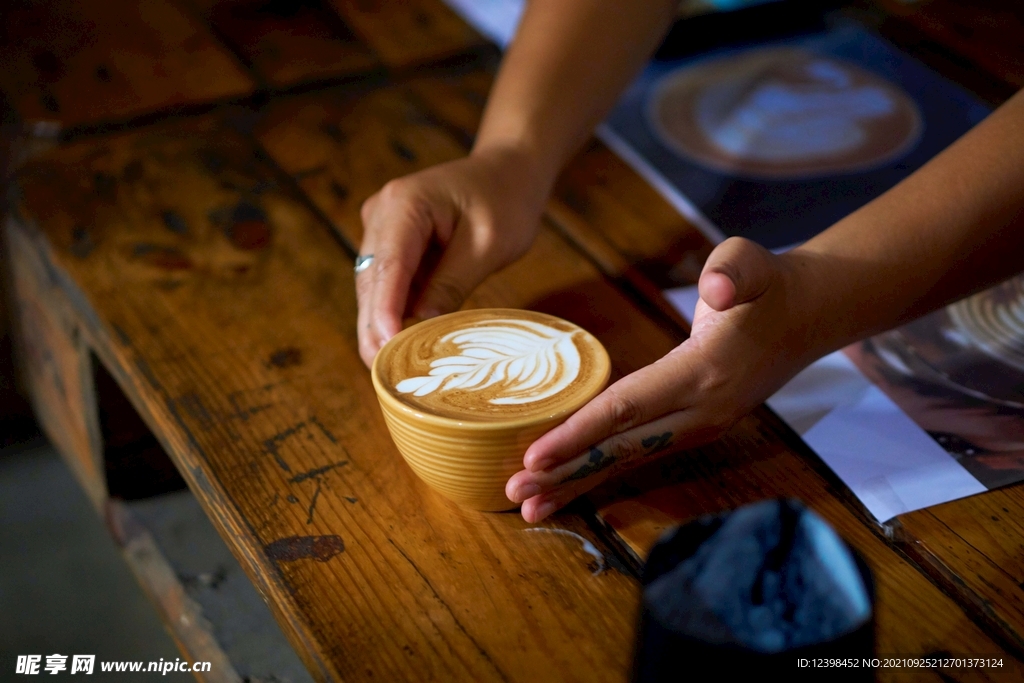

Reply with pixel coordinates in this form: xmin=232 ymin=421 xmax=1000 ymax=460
xmin=370 ymin=308 xmax=612 ymax=431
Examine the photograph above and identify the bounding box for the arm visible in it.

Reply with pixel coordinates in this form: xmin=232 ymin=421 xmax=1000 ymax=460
xmin=472 ymin=0 xmax=681 ymax=196
xmin=509 ymin=88 xmax=1024 ymax=522
xmin=793 ymin=87 xmax=1024 ymax=358
xmin=356 ymin=0 xmax=679 ymax=366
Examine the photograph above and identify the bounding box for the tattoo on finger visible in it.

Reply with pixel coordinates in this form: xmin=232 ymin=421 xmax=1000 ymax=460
xmin=563 ymin=447 xmax=618 ymax=483
xmin=641 ymin=431 xmax=673 ymax=456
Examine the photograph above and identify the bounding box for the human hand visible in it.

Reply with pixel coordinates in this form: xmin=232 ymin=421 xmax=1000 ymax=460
xmin=505 ymin=237 xmax=824 ymax=522
xmin=356 ymin=146 xmax=550 ymax=367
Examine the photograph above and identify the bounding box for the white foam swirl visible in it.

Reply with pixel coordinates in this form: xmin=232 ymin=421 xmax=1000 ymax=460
xmin=395 ymin=319 xmax=581 ymax=405
xmin=696 ymin=61 xmax=898 ymax=163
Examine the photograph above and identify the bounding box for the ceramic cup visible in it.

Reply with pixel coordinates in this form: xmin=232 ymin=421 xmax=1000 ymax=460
xmin=371 ymin=308 xmax=611 ymax=511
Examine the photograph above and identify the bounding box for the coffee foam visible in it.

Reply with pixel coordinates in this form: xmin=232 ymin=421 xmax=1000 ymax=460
xmin=377 ymin=309 xmax=609 ymax=421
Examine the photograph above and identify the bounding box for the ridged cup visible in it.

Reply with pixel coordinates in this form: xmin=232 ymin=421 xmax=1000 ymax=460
xmin=371 ymin=310 xmax=611 ymax=511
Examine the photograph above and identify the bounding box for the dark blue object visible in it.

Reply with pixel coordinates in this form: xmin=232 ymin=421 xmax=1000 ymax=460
xmin=633 ymin=499 xmax=875 ymax=681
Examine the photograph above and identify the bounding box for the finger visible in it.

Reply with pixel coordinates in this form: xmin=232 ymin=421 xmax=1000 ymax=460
xmin=510 ymin=407 xmax=728 ymax=522
xmin=410 ymin=215 xmax=502 ymax=319
xmin=522 ymin=347 xmax=696 ymax=472
xmin=357 ymin=183 xmax=451 ymax=365
xmin=509 ymin=409 xmax=704 ymax=503
xmin=514 ymin=443 xmax=620 ymax=523
xmin=698 ymin=236 xmax=776 ymax=311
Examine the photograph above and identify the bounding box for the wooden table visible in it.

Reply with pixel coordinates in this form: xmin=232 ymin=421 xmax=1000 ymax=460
xmin=4 ymin=1 xmax=1023 ymax=681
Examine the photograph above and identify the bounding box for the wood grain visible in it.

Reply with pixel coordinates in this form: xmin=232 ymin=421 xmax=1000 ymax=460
xmin=188 ymin=0 xmax=381 ymax=88
xmin=0 ymin=0 xmax=253 ymax=128
xmin=6 ymin=217 xmax=105 ymax=509
xmin=328 ymin=0 xmax=486 ymax=69
xmin=13 ymin=115 xmax=640 ymax=683
xmin=896 ymin=492 xmax=1024 ymax=656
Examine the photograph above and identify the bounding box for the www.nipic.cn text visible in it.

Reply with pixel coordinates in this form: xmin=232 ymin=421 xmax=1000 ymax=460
xmin=15 ymin=655 xmax=211 ymax=675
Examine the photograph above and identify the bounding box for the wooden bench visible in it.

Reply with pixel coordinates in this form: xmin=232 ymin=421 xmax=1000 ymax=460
xmin=5 ymin=0 xmax=1023 ymax=680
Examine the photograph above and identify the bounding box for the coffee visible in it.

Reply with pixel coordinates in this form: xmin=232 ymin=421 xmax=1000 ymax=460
xmin=376 ymin=309 xmax=610 ymax=422
xmin=648 ymin=47 xmax=922 ymax=179
xmin=370 ymin=309 xmax=611 ymax=511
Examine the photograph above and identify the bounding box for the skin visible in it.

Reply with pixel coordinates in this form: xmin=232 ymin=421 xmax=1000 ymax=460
xmin=358 ymin=1 xmax=1024 ymax=523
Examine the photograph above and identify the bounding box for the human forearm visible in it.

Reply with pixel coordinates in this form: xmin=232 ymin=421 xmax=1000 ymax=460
xmin=787 ymin=88 xmax=1024 ymax=361
xmin=472 ymin=0 xmax=679 ymax=192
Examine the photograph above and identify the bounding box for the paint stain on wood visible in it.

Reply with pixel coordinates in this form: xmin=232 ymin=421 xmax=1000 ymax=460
xmin=227 ymin=388 xmax=273 ymax=422
xmin=228 ymin=221 xmax=271 ymax=250
xmin=250 ymin=178 xmax=277 ymax=195
xmin=177 ymin=393 xmax=215 ymax=431
xmin=390 ymin=139 xmax=416 ymax=162
xmin=329 ymin=180 xmax=349 ymax=201
xmin=70 ymin=226 xmax=95 ymax=258
xmin=122 ymin=160 xmax=144 ymax=183
xmin=32 ymin=50 xmax=64 ymax=82
xmin=226 ymin=201 xmax=271 ymax=250
xmin=199 ymin=149 xmax=226 ymax=173
xmin=413 ymin=10 xmax=431 ymax=28
xmin=94 ymin=172 xmax=117 ymax=200
xmin=262 ymin=418 xmax=339 ymax=472
xmin=39 ymin=90 xmax=60 ymax=114
xmin=267 ymin=347 xmax=302 ymax=368
xmin=111 ymin=323 xmax=131 ymax=346
xmin=265 ymin=535 xmax=344 ymax=562
xmin=161 ymin=209 xmax=188 ymax=235
xmin=288 ymin=460 xmax=347 ymax=484
xmin=132 ymin=243 xmax=193 ymax=270
xmin=263 ymin=421 xmax=306 ymax=472
xmin=308 ymin=416 xmax=338 ymax=443
xmin=306 ymin=481 xmax=322 ymax=524
xmin=319 ymin=121 xmax=346 ymax=144
xmin=293 ymin=165 xmax=328 ymax=181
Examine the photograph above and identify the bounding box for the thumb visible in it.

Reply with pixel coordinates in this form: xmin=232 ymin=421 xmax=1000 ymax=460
xmin=698 ymin=237 xmax=777 ymax=311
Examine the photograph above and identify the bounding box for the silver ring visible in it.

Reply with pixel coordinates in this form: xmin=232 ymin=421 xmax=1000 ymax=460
xmin=354 ymin=254 xmax=374 ymax=275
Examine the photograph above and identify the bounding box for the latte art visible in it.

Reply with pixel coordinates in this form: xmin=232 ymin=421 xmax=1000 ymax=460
xmin=375 ymin=309 xmax=610 ymax=422
xmin=395 ymin=319 xmax=581 ymax=404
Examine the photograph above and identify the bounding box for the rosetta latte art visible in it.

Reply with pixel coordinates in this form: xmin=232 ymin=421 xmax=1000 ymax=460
xmin=395 ymin=319 xmax=581 ymax=405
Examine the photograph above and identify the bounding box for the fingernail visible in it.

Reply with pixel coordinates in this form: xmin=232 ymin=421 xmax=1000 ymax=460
xmin=533 ymin=501 xmax=557 ymax=522
xmin=525 ymin=456 xmax=551 ymax=472
xmin=513 ymin=484 xmax=540 ymax=502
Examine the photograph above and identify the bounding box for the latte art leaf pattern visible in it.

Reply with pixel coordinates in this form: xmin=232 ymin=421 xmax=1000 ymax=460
xmin=395 ymin=320 xmax=581 ymax=405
